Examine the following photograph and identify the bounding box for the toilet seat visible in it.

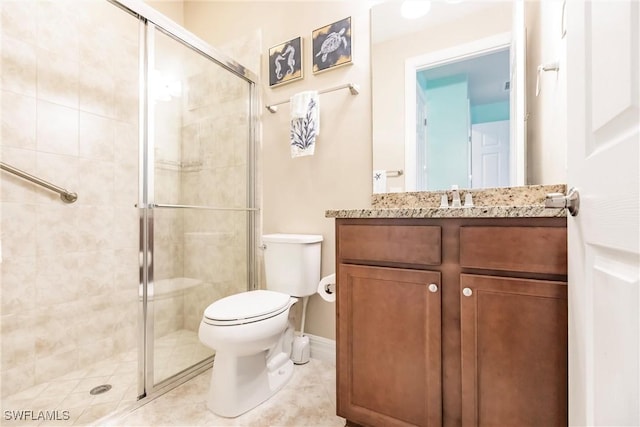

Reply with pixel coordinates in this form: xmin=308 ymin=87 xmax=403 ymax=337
xmin=203 ymin=290 xmax=292 ymax=326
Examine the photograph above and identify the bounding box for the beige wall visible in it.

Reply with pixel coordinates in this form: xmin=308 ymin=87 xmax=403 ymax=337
xmin=154 ymin=0 xmax=568 ymax=342
xmin=183 ymin=1 xmax=374 ymax=340
xmin=145 ymin=0 xmax=184 ymax=25
xmin=525 ymin=1 xmax=567 ymax=184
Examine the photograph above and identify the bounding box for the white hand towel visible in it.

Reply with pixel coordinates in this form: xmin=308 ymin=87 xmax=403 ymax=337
xmin=290 ymin=91 xmax=320 ymax=158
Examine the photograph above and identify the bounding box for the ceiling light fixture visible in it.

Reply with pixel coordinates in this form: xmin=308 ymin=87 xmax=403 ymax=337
xmin=401 ymin=0 xmax=432 ymax=20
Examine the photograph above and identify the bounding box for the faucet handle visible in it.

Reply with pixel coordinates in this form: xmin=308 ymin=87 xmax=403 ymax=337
xmin=464 ymin=192 xmax=474 ymax=208
xmin=451 ymin=185 xmax=462 ymax=208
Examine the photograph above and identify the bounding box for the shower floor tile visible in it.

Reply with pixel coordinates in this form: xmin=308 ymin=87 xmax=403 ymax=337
xmin=1 ymin=356 xmax=137 ymax=426
xmin=0 ymin=329 xmax=207 ymax=426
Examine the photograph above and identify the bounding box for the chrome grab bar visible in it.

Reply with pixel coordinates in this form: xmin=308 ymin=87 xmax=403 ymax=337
xmin=152 ymin=203 xmax=259 ymax=211
xmin=0 ymin=161 xmax=78 ymax=203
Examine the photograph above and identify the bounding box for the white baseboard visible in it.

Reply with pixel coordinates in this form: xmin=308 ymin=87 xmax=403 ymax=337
xmin=305 ymin=333 xmax=336 ymax=364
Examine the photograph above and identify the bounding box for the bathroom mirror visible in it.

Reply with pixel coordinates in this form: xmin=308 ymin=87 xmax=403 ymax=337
xmin=371 ymin=0 xmax=526 ymax=192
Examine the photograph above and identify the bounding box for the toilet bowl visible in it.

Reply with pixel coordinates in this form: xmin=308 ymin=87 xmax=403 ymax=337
xmin=198 ymin=233 xmax=322 ymax=418
xmin=198 ymin=290 xmax=297 ymax=418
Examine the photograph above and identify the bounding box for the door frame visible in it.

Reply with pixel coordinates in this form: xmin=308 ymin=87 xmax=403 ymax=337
xmin=404 ymin=32 xmax=519 ymax=191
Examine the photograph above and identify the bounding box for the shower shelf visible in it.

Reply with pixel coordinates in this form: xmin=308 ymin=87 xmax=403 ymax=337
xmin=140 ymin=277 xmax=204 ymax=298
xmin=155 ymin=158 xmax=203 ymax=171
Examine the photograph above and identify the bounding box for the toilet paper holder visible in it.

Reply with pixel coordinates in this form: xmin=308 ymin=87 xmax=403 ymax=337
xmin=318 ymin=273 xmax=336 ymax=302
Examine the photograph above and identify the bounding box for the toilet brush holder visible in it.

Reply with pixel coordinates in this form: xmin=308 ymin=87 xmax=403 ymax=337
xmin=291 ymin=335 xmax=310 ymax=364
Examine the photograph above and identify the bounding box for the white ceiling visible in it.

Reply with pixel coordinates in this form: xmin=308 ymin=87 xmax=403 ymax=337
xmin=418 ymin=48 xmax=511 ymax=105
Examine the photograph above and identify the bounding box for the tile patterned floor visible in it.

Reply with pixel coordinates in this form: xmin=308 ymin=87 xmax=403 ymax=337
xmin=107 ymin=358 xmax=344 ymax=427
xmin=1 ymin=348 xmax=138 ymax=427
xmin=1 ymin=329 xmax=213 ymax=426
xmin=2 ymin=330 xmax=343 ymax=427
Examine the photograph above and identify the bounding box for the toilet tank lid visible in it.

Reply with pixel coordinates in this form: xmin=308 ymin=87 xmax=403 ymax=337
xmin=262 ymin=233 xmax=323 ymax=244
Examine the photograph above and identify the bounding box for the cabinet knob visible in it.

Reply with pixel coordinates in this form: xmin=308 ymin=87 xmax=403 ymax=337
xmin=428 ymin=283 xmax=438 ymax=293
xmin=462 ymin=287 xmax=473 ymax=297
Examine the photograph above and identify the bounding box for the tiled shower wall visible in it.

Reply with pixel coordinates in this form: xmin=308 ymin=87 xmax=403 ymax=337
xmin=0 ymin=1 xmax=140 ymax=397
xmin=180 ymin=63 xmax=251 ymax=333
xmin=1 ymin=0 xmax=257 ymax=397
xmin=151 ymin=29 xmax=253 ymax=337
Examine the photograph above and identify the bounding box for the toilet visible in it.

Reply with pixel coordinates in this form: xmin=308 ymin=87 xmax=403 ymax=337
xmin=198 ymin=233 xmax=322 ymax=418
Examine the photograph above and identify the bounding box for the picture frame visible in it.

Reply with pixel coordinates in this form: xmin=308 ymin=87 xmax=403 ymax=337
xmin=268 ymin=36 xmax=303 ymax=87
xmin=312 ymin=16 xmax=352 ymax=74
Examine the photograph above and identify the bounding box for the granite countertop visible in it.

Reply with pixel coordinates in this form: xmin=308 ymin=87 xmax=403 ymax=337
xmin=325 ymin=184 xmax=568 ymax=219
xmin=325 ymin=205 xmax=566 ymax=218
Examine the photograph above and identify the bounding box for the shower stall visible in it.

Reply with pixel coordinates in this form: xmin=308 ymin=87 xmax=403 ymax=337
xmin=0 ymin=0 xmax=258 ymax=424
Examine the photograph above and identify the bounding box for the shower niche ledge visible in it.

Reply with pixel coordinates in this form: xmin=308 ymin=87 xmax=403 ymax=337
xmin=150 ymin=277 xmax=209 ymax=339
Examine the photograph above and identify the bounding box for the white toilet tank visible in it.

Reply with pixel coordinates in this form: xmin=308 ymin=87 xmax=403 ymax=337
xmin=262 ymin=234 xmax=322 ymax=297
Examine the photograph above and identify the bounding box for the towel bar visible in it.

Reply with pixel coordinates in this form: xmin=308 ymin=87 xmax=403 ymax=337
xmin=266 ymin=83 xmax=359 ymax=113
xmin=386 ymin=170 xmax=403 ymax=177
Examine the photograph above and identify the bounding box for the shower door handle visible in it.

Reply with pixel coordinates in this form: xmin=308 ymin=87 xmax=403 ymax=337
xmin=152 ymin=203 xmax=259 ymax=211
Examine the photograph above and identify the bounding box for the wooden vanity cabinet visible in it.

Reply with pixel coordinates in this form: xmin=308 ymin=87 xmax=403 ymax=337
xmin=338 ymin=264 xmax=442 ymax=426
xmin=335 ymin=217 xmax=567 ymax=427
xmin=336 ymin=222 xmax=443 ymax=426
xmin=459 ymin=226 xmax=568 ymax=427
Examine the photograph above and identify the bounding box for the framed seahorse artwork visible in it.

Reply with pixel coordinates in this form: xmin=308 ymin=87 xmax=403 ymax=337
xmin=268 ymin=36 xmax=303 ymax=87
xmin=312 ymin=16 xmax=352 ymax=74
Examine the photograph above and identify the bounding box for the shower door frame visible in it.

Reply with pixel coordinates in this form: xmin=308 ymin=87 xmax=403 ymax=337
xmin=108 ymin=0 xmax=260 ymax=401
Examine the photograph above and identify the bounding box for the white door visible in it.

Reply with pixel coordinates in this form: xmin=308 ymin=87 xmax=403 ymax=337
xmin=471 ymin=120 xmax=510 ymax=188
xmin=566 ymin=1 xmax=640 ymax=426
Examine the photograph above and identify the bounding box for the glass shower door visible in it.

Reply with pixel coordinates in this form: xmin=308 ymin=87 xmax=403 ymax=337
xmin=143 ymin=24 xmax=256 ymax=388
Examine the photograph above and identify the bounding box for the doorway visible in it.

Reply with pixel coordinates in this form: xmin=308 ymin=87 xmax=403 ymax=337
xmin=404 ymin=32 xmax=524 ymax=191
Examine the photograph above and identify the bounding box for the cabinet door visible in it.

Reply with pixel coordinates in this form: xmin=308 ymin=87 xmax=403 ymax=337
xmin=337 ymin=264 xmax=442 ymax=427
xmin=460 ymin=274 xmax=567 ymax=427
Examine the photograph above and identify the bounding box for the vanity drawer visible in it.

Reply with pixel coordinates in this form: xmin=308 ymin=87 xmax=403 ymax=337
xmin=338 ymin=224 xmax=441 ymax=266
xmin=459 ymin=226 xmax=567 ymax=275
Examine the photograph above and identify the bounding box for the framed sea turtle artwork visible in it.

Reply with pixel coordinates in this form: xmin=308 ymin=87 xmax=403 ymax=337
xmin=268 ymin=36 xmax=303 ymax=87
xmin=312 ymin=16 xmax=352 ymax=74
